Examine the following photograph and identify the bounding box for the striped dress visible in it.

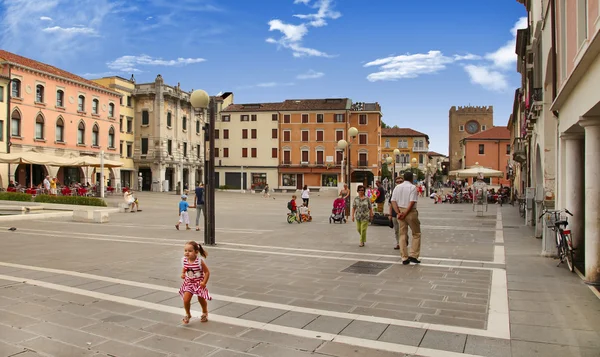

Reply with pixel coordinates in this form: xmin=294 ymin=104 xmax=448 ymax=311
xmin=179 ymin=256 xmax=212 ymax=300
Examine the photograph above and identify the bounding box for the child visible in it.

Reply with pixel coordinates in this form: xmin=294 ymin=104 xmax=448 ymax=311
xmin=299 ymin=203 xmax=311 ymax=222
xmin=175 ymin=195 xmax=191 ymax=230
xmin=179 ymin=240 xmax=211 ymax=324
xmin=287 ymin=195 xmax=300 ymax=223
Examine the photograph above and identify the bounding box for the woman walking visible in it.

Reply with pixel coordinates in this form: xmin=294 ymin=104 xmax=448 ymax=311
xmin=301 ymin=185 xmax=310 ymax=206
xmin=340 ymin=183 xmax=350 ymax=222
xmin=352 ymin=185 xmax=373 ymax=247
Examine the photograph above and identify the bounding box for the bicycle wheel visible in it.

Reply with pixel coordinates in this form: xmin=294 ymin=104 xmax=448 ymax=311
xmin=287 ymin=215 xmax=294 ymax=224
xmin=564 ymin=234 xmax=574 ymax=272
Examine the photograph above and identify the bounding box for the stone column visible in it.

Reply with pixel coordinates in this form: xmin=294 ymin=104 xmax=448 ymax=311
xmin=561 ymin=133 xmax=585 ymax=263
xmin=580 ymin=118 xmax=600 ymax=285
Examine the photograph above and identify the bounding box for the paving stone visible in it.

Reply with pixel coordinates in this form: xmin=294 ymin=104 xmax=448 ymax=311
xmin=143 ymin=322 xmax=206 ymax=340
xmin=247 ymin=342 xmax=316 ymax=357
xmin=419 ymin=312 xmax=486 ymax=329
xmin=194 ymin=332 xmax=259 ymax=352
xmin=508 ymin=299 xmax=548 ymax=312
xmin=39 ymin=275 xmax=95 ymax=287
xmin=51 ymin=292 xmax=99 ymax=305
xmin=377 ymin=325 xmax=426 ymax=346
xmin=94 ymin=339 xmax=168 ymax=357
xmin=28 ymin=295 xmax=66 ymax=308
xmin=39 ymin=311 xmax=97 ymax=329
xmin=0 ymin=296 xmax=18 ymax=307
xmin=350 ymin=306 xmax=419 ymax=322
xmin=0 ymin=323 xmax=37 ymax=343
xmin=238 ymin=306 xmax=287 ymax=323
xmin=20 ymin=336 xmax=95 ymax=357
xmin=130 ymin=308 xmax=184 ymax=324
xmin=0 ymin=309 xmax=42 ymax=328
xmin=302 ymin=315 xmax=353 ymax=334
xmin=57 ymin=302 xmax=103 ymax=317
xmin=464 ymin=335 xmax=511 ymax=357
xmin=183 ymin=319 xmax=251 ymax=336
xmin=316 ymin=341 xmax=408 ymax=357
xmin=289 ymin=299 xmax=355 ymax=313
xmin=511 ymin=324 xmax=600 ymax=348
xmin=0 ymin=340 xmax=26 ymax=356
xmin=8 ymin=351 xmax=40 ymax=357
xmin=91 ymin=284 xmax=137 ymax=295
xmin=6 ymin=302 xmax=56 ymax=317
xmin=93 ymin=311 xmax=157 ymax=329
xmin=370 ymin=302 xmax=436 ymax=315
xmin=88 ymin=300 xmax=142 ymax=314
xmin=268 ymin=311 xmax=319 ymax=329
xmin=110 ymin=287 xmax=157 ymax=299
xmin=209 ymin=350 xmax=259 ymax=357
xmin=437 ymin=308 xmax=487 ymax=321
xmin=135 ymin=334 xmax=218 ymax=355
xmin=212 ymin=302 xmax=260 ymax=318
xmin=317 ymin=296 xmax=374 ymax=308
xmin=237 ymin=292 xmax=295 ymax=305
xmin=360 ymin=294 xmax=422 ymax=306
xmin=24 ymin=322 xmax=108 ymax=348
xmin=421 ymin=300 xmax=488 ymax=313
xmin=73 ymin=280 xmax=120 ymax=291
xmin=419 ymin=330 xmax=467 ymax=353
xmin=240 ymin=329 xmax=324 ymax=351
xmin=82 ymin=322 xmax=151 ymax=342
xmin=511 ymin=340 xmax=600 ymax=357
xmin=338 ymin=320 xmax=388 ymax=340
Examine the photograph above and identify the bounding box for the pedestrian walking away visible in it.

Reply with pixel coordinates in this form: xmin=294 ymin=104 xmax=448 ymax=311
xmin=194 ymin=182 xmax=205 ymax=231
xmin=301 ymin=185 xmax=310 ymax=206
xmin=391 ymin=171 xmax=422 ymax=264
xmin=340 ymin=183 xmax=350 ymax=221
xmin=179 ymin=240 xmax=211 ymax=324
xmin=389 ymin=176 xmax=407 ymax=250
xmin=352 ymin=185 xmax=374 ymax=247
xmin=175 ymin=195 xmax=191 ymax=230
xmin=375 ymin=180 xmax=386 ymax=213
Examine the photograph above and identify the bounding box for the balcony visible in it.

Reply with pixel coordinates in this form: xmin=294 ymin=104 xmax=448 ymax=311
xmin=512 ymin=137 xmax=526 ymax=163
xmin=412 ymin=146 xmax=429 ymax=153
xmin=528 ymin=88 xmax=543 ymax=124
xmin=281 ymin=160 xmax=291 ymax=166
xmin=357 ymin=160 xmax=369 ymax=168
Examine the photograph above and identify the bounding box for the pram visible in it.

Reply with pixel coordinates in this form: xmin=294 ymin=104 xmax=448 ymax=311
xmin=329 ymin=197 xmax=347 ymax=224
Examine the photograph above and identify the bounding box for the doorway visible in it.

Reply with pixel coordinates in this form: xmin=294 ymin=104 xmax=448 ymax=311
xmin=139 ymin=168 xmax=152 ymax=191
xmin=296 ymin=174 xmax=303 ymax=189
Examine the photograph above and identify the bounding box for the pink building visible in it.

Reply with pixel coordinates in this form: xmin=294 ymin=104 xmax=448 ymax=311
xmin=460 ymin=126 xmax=510 ymax=186
xmin=0 ymin=50 xmax=121 ymax=187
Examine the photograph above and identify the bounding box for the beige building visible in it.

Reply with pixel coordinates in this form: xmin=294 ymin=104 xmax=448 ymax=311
xmin=0 ymin=75 xmax=8 ymax=187
xmin=448 ymin=106 xmax=494 ymax=171
xmin=92 ymin=76 xmax=136 ymax=189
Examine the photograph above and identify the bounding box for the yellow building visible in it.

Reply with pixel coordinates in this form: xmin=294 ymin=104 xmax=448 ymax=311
xmin=381 ymin=128 xmax=430 ymax=177
xmin=92 ymin=76 xmax=135 ymax=189
xmin=0 ymin=73 xmax=9 ymax=187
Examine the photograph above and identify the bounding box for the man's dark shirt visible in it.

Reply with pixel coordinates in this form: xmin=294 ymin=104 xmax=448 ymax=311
xmin=195 ymin=187 xmax=205 ymax=205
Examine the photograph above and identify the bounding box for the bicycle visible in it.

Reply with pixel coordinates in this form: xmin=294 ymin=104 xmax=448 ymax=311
xmin=287 ymin=212 xmax=300 ymax=224
xmin=518 ymin=197 xmax=526 ymax=218
xmin=538 ymin=208 xmax=574 ymax=272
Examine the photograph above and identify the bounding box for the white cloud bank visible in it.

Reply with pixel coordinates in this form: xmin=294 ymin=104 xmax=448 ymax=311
xmin=40 ymin=16 xmax=53 ymax=21
xmin=42 ymin=26 xmax=98 ymax=36
xmin=107 ymin=55 xmax=206 ymax=72
xmin=297 ymin=69 xmax=324 ymax=79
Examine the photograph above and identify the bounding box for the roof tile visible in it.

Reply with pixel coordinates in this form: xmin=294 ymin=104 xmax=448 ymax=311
xmin=382 ymin=127 xmax=429 ymax=138
xmin=464 ymin=126 xmax=510 ymax=140
xmin=221 ymin=98 xmax=351 ymax=112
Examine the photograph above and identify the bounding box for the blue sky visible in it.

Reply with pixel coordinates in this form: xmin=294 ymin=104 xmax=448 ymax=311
xmin=0 ymin=0 xmax=526 ymax=154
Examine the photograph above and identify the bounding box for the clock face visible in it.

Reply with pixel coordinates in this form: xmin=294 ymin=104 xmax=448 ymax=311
xmin=466 ymin=121 xmax=479 ymax=134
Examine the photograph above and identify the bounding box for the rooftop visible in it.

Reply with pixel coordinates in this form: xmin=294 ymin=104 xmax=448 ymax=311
xmin=382 ymin=127 xmax=429 ymax=139
xmin=428 ymin=151 xmax=446 ymax=157
xmin=221 ymin=98 xmax=351 ymax=112
xmin=464 ymin=126 xmax=511 ymax=140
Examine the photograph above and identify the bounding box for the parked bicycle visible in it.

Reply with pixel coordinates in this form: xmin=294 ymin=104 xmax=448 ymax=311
xmin=538 ymin=208 xmax=574 ymax=272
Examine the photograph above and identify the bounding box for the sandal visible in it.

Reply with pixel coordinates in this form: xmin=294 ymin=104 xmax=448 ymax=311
xmin=195 ymin=227 xmax=200 ymax=231
xmin=359 ymin=243 xmax=365 ymax=247
xmin=182 ymin=315 xmax=191 ymax=324
xmin=200 ymin=313 xmax=208 ymax=323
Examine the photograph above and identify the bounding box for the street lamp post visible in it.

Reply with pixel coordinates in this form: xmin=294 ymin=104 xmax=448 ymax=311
xmin=392 ymin=148 xmax=400 ymax=179
xmin=426 ymin=163 xmax=433 ymax=196
xmin=411 ymin=157 xmax=418 ymax=179
xmin=337 ymin=126 xmax=358 ymax=213
xmin=190 ymin=89 xmax=215 ymax=246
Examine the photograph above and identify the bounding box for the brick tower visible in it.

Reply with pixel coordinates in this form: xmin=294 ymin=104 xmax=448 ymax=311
xmin=448 ymin=106 xmax=494 ymax=171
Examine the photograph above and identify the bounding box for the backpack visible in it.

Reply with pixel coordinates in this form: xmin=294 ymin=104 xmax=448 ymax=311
xmin=287 ymin=201 xmax=293 ymax=210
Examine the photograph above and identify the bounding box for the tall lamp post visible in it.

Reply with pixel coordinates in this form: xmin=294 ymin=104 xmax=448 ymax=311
xmin=392 ymin=148 xmax=400 ymax=179
xmin=337 ymin=126 xmax=358 ymax=212
xmin=410 ymin=157 xmax=418 ymax=179
xmin=426 ymin=163 xmax=436 ymax=196
xmin=190 ymin=89 xmax=215 ymax=246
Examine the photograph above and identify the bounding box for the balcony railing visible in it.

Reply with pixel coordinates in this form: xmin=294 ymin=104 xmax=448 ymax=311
xmin=512 ymin=137 xmax=526 ymax=163
xmin=357 ymin=160 xmax=369 ymax=168
xmin=412 ymin=146 xmax=429 ymax=152
xmin=281 ymin=160 xmax=291 ymax=165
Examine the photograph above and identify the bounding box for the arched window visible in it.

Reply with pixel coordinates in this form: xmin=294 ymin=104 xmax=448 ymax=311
xmin=78 ymin=95 xmax=85 ymax=112
xmin=167 ymin=112 xmax=172 ymax=127
xmin=36 ymin=85 xmax=44 ymax=103
xmin=92 ymin=99 xmax=99 ymax=114
xmin=56 ymin=90 xmax=64 ymax=107
xmin=108 ymin=103 xmax=115 ymax=118
xmin=77 ymin=121 xmax=85 ymax=144
xmin=108 ymin=126 xmax=115 ymax=148
xmin=56 ymin=117 xmax=64 ymax=142
xmin=11 ymin=79 xmax=21 ymax=98
xmin=92 ymin=124 xmax=99 ymax=146
xmin=35 ymin=114 xmax=44 ymax=139
xmin=11 ymin=110 xmax=21 ymax=136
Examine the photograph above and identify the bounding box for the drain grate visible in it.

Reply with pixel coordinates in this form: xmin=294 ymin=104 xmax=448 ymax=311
xmin=503 ymin=225 xmax=519 ymax=228
xmin=341 ymin=261 xmax=392 ymax=275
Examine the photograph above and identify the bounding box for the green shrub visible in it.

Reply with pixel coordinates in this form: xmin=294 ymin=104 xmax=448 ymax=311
xmin=34 ymin=194 xmax=107 ymax=207
xmin=0 ymin=192 xmax=33 ymax=202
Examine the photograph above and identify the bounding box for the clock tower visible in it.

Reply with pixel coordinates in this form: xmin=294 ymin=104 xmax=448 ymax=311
xmin=448 ymin=106 xmax=494 ymax=171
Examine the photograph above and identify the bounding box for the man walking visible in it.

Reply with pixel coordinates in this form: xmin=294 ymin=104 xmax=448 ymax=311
xmin=391 ymin=171 xmax=421 ymax=265
xmin=375 ymin=180 xmax=386 ymax=213
xmin=388 ymin=176 xmax=404 ymax=250
xmin=194 ymin=182 xmax=205 ymax=231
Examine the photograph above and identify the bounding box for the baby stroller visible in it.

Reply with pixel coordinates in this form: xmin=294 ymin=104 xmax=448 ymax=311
xmin=329 ymin=197 xmax=347 ymax=224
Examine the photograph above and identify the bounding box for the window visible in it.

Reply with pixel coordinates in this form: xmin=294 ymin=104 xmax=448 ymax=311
xmin=77 ymin=121 xmax=85 ymax=144
xmin=141 ymin=138 xmax=148 ymax=154
xmin=316 ymin=150 xmax=324 ymax=165
xmin=359 ymin=133 xmax=367 ymax=145
xmin=167 ymin=112 xmax=172 ymax=127
xmin=120 ymin=97 xmax=123 ymax=106
xmin=419 ymin=154 xmax=424 ymax=164
xmin=78 ymin=95 xmax=85 ymax=112
xmin=0 ymin=86 xmax=3 ymax=102
xmin=197 ymin=144 xmax=201 ymax=159
xmin=222 ymin=115 xmax=230 ymax=122
xmin=283 ymin=150 xmax=291 ymax=164
xmin=215 ymin=148 xmax=219 ymax=158
xmin=251 ymin=114 xmax=257 ymax=121
xmin=119 ymin=116 xmax=124 ymax=132
xmin=92 ymin=99 xmax=99 ymax=114
xmin=56 ymin=90 xmax=64 ymax=107
xmin=35 ymin=114 xmax=44 ymax=139
xmin=224 ymin=129 xmax=229 ymax=139
xmin=560 ymin=0 xmax=567 ymax=79
xmin=301 ymin=130 xmax=309 ymax=142
xmin=11 ymin=79 xmax=20 ymax=98
xmin=301 ymin=150 xmax=309 ymax=163
xmin=385 ymin=139 xmax=390 ymax=148
xmin=251 ymin=129 xmax=257 ymax=139
xmin=481 ymin=125 xmax=487 ymax=131
xmin=577 ymin=0 xmax=588 ymax=47
xmin=336 ymin=150 xmax=343 ymax=164
xmin=359 ymin=153 xmax=367 ymax=166
xmin=459 ymin=125 xmax=464 ymax=132
xmin=478 ymin=144 xmax=485 ymax=155
xmin=272 ymin=114 xmax=278 ymax=121
xmin=167 ymin=140 xmax=172 ymax=155
xmin=242 ymin=129 xmax=248 ymax=139
xmin=335 ymin=114 xmax=345 ymax=122
xmin=506 ymin=144 xmax=511 ymax=155
xmin=0 ymin=120 xmax=4 ymax=141
xmin=359 ymin=114 xmax=367 ymax=125
xmin=215 ymin=129 xmax=219 ymax=139
xmin=241 ymin=115 xmax=249 ymax=121
xmin=272 ymin=128 xmax=278 ymax=139
xmin=317 ymin=114 xmax=324 ymax=123
xmin=127 ymin=142 xmax=133 ymax=158
xmin=142 ymin=110 xmax=149 ymax=125
xmin=282 ymin=173 xmax=296 ymax=186
xmin=36 ymin=85 xmax=44 ymax=103
xmin=182 ymin=116 xmax=187 ymax=131
xmin=302 ymin=114 xmax=309 ymax=123
xmin=224 ymin=148 xmax=229 ymax=157
xmin=283 ymin=114 xmax=291 ymax=123
xmin=127 ymin=117 xmax=133 ymax=133
xmin=397 ymin=139 xmax=408 ymax=148
xmin=272 ymin=148 xmax=278 ymax=158
xmin=92 ymin=124 xmax=99 ymax=146
xmin=195 ymin=120 xmax=200 ymax=134
xmin=335 ymin=130 xmax=343 ymax=141
xmin=283 ymin=130 xmax=291 ymax=142
xmin=126 ymin=96 xmax=132 ymax=107
xmin=316 ymin=130 xmax=324 ymax=142
xmin=183 ymin=142 xmax=188 ymax=157
xmin=108 ymin=127 xmax=115 ymax=148
xmin=251 ymin=148 xmax=257 ymax=158
xmin=120 ymin=141 xmax=123 ymax=156
xmin=242 ymin=148 xmax=248 ymax=157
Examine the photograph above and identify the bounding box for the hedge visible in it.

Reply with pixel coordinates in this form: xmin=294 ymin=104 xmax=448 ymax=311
xmin=0 ymin=192 xmax=33 ymax=202
xmin=34 ymin=195 xmax=107 ymax=207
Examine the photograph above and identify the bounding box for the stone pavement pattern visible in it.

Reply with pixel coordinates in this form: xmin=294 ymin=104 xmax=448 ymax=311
xmin=0 ymin=191 xmax=598 ymax=356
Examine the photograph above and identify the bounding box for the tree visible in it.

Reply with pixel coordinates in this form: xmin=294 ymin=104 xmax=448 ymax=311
xmin=381 ymin=163 xmax=392 ymax=180
xmin=381 ymin=121 xmax=389 ymax=129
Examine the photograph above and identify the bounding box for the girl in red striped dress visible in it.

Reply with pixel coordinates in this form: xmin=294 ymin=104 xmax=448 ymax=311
xmin=179 ymin=240 xmax=211 ymax=324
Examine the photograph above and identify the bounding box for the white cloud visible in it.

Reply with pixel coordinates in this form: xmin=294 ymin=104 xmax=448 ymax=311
xmin=266 ymin=0 xmax=340 ymax=57
xmin=463 ymin=64 xmax=508 ymax=92
xmin=238 ymin=82 xmax=295 ymax=89
xmin=297 ymin=69 xmax=324 ymax=79
xmin=40 ymin=16 xmax=53 ymax=21
xmin=453 ymin=53 xmax=481 ymax=61
xmin=106 ymin=54 xmax=206 ymax=72
xmin=146 ymin=16 xmax=153 ymax=20
xmin=42 ymin=26 xmax=98 ymax=36
xmin=485 ymin=16 xmax=528 ymax=69
xmin=364 ymin=51 xmax=456 ymax=82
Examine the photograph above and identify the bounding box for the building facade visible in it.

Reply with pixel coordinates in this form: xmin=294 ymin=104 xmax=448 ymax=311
xmin=460 ymin=127 xmax=511 ymax=186
xmin=381 ymin=128 xmax=430 ymax=177
xmin=448 ymin=106 xmax=494 ymax=171
xmin=0 ymin=50 xmax=121 ymax=188
xmin=0 ymin=74 xmax=8 ymax=187
xmin=92 ymin=76 xmax=136 ymax=190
